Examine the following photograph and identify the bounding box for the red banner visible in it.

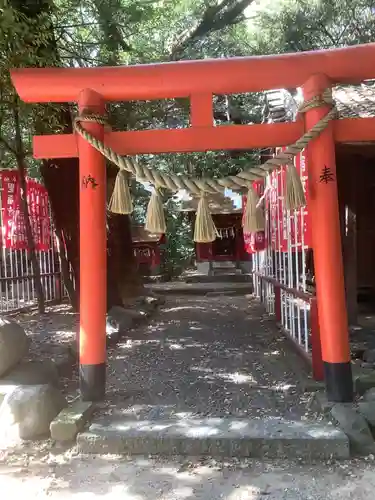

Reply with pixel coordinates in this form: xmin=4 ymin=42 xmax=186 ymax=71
xmin=244 ymin=230 xmax=267 ymax=254
xmin=296 ymin=149 xmax=311 ymax=248
xmin=1 ymin=171 xmax=51 ymax=251
xmin=243 ymin=180 xmax=267 ymax=254
xmin=269 ymin=149 xmax=311 ymax=252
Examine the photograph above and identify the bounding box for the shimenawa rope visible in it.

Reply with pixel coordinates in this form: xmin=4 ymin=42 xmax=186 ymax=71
xmin=73 ymin=89 xmax=335 ymax=242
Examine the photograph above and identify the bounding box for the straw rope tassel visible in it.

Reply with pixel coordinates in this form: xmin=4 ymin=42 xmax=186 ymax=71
xmin=242 ymin=185 xmax=265 ymax=233
xmin=145 ymin=188 xmax=166 ymax=234
xmin=194 ymin=195 xmax=218 ymax=243
xmin=73 ymin=90 xmax=335 ymax=197
xmin=284 ymin=163 xmax=306 ymax=211
xmin=109 ymin=170 xmax=133 ymax=214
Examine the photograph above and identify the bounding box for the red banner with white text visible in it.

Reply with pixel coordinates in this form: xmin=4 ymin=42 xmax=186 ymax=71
xmin=243 ymin=180 xmax=267 ymax=254
xmin=269 ymin=149 xmax=311 ymax=252
xmin=0 ymin=171 xmax=51 ymax=251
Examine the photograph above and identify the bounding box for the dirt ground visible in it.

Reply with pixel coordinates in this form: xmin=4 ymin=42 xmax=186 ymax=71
xmin=4 ymin=296 xmax=375 ymax=498
xmin=12 ymin=302 xmax=79 ymax=400
xmin=1 ymin=446 xmax=375 ymax=499
xmin=98 ymin=294 xmax=315 ymax=423
xmin=13 ymin=303 xmax=78 ymax=362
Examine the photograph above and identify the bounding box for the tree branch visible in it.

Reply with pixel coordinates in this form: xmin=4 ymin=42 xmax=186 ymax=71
xmin=170 ymin=0 xmax=254 ymax=60
xmin=0 ymin=136 xmax=17 ymax=155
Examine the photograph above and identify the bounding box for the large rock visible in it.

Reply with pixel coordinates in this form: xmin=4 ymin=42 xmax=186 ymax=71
xmin=0 ymin=360 xmax=59 ymax=389
xmin=136 ymin=294 xmax=165 ymax=309
xmin=363 ymin=348 xmax=375 ymax=365
xmin=0 ymin=384 xmax=67 ymax=440
xmin=107 ymin=306 xmax=134 ymax=332
xmin=358 ymin=401 xmax=375 ymax=427
xmin=50 ymin=401 xmax=95 ymax=442
xmin=69 ymin=309 xmax=135 ymax=358
xmin=354 ymin=372 xmax=375 ymax=396
xmin=330 ymin=403 xmax=375 ymax=455
xmin=363 ymin=388 xmax=375 ymax=402
xmin=0 ymin=317 xmax=29 ymax=377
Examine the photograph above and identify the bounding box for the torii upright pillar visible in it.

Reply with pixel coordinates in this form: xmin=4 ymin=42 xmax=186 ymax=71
xmin=10 ymin=43 xmax=375 ymax=402
xmin=77 ymin=89 xmax=107 ymax=401
xmin=303 ymin=74 xmax=353 ymax=402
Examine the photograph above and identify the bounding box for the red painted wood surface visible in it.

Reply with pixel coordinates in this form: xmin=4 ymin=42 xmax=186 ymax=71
xmin=78 ymin=89 xmax=107 ymax=366
xmin=11 ymin=43 xmax=375 ymax=102
xmin=304 ymin=74 xmax=350 ymax=365
xmin=32 ymin=117 xmax=375 ymax=160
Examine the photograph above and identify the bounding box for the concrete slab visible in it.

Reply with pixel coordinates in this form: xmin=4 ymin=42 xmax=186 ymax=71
xmin=309 ymin=391 xmax=335 ymax=416
xmin=185 ymin=273 xmax=251 ymax=284
xmin=146 ymin=282 xmax=253 ymax=295
xmin=50 ymin=401 xmax=95 ymax=442
xmin=354 ymin=372 xmax=375 ymax=396
xmin=77 ymin=416 xmax=349 ymax=460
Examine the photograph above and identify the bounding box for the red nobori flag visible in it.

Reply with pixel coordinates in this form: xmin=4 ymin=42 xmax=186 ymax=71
xmin=242 ymin=180 xmax=267 ymax=254
xmin=0 ymin=171 xmax=51 ymax=251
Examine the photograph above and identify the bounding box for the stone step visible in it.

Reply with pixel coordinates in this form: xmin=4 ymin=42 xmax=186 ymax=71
xmin=212 ymin=261 xmax=237 ymax=269
xmin=213 ymin=268 xmax=243 ymax=275
xmin=185 ymin=273 xmax=251 ymax=284
xmin=146 ymin=282 xmax=253 ymax=295
xmin=77 ymin=416 xmax=349 ymax=460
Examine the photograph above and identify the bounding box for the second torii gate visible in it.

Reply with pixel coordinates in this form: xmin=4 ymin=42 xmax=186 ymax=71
xmin=10 ymin=43 xmax=375 ymax=403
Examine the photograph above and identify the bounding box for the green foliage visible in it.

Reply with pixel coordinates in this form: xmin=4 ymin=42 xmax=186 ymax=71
xmin=248 ymin=0 xmax=375 ymax=54
xmin=2 ymin=0 xmax=371 ymax=268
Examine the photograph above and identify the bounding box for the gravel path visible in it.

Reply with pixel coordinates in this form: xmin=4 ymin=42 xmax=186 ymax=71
xmin=101 ymin=294 xmax=313 ymax=421
xmin=3 ymin=295 xmax=375 ymax=498
xmin=13 ymin=303 xmax=77 ymax=363
xmin=1 ymin=449 xmax=375 ymax=499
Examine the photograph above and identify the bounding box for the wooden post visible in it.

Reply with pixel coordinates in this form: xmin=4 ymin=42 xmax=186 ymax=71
xmin=303 ymin=74 xmax=353 ymax=402
xmin=78 ymin=89 xmax=107 ymax=401
xmin=310 ymin=297 xmax=324 ymax=381
xmin=342 ymin=159 xmax=358 ymax=325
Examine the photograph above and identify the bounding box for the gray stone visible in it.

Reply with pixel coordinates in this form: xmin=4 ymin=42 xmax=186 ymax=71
xmin=196 ymin=261 xmax=212 ymax=276
xmin=106 ymin=315 xmax=120 ymax=342
xmin=302 ymin=379 xmax=326 ymax=393
xmin=138 ymin=296 xmax=159 ymax=309
xmin=77 ymin=416 xmax=349 ymax=460
xmin=69 ymin=307 xmax=135 ymax=357
xmin=109 ymin=305 xmax=148 ymax=327
xmin=146 ymin=282 xmax=254 ymax=296
xmin=358 ymin=401 xmax=375 ymax=427
xmin=50 ymin=401 xmax=95 ymax=442
xmin=330 ymin=403 xmax=375 ymax=455
xmin=239 ymin=260 xmax=252 ymax=274
xmin=107 ymin=306 xmax=133 ymax=332
xmin=363 ymin=388 xmax=375 ymax=402
xmin=0 ymin=360 xmax=59 ymax=390
xmin=361 ymin=361 xmax=375 ymax=369
xmin=0 ymin=317 xmax=29 ymax=377
xmin=0 ymin=384 xmax=67 ymax=440
xmin=363 ymin=348 xmax=375 ymax=365
xmin=55 ymin=354 xmax=74 ymax=378
xmin=120 ymin=308 xmax=148 ymax=321
xmin=308 ymin=391 xmax=334 ymax=416
xmin=354 ymin=373 xmax=375 ymax=396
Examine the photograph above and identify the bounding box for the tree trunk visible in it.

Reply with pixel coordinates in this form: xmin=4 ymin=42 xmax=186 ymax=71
xmin=13 ymin=102 xmax=45 ymax=314
xmin=40 ymin=156 xmax=80 ymax=308
xmin=11 ymin=0 xmax=143 ymax=311
xmin=54 ymin=225 xmax=77 ymax=311
xmin=106 ymin=169 xmax=143 ymax=306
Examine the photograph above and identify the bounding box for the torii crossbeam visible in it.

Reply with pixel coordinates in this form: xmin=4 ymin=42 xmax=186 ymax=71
xmin=11 ymin=43 xmax=375 ymax=403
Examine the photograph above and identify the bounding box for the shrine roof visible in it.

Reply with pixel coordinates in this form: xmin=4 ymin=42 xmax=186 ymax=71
xmin=131 ymin=225 xmax=161 ymax=243
xmin=264 ymin=81 xmax=375 ymax=123
xmin=178 ymin=192 xmax=242 ymax=214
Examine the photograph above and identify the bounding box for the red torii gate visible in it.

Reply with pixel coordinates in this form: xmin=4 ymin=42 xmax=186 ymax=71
xmin=11 ymin=43 xmax=375 ymax=403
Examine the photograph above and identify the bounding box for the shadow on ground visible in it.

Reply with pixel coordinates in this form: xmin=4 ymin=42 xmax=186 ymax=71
xmin=101 ymin=295 xmax=313 ymax=422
